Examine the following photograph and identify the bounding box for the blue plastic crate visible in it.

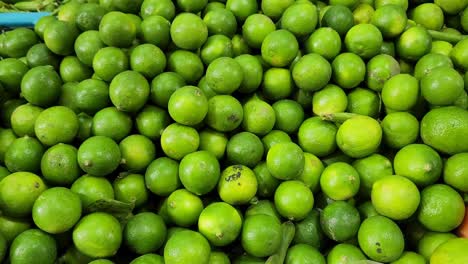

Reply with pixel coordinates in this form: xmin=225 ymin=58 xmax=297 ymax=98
xmin=0 ymin=12 xmax=52 ymax=28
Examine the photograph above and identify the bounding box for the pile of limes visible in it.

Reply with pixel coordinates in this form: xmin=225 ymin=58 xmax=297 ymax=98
xmin=1 ymin=0 xmax=468 ymax=263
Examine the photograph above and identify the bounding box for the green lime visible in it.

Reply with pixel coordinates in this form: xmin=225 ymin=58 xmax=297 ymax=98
xmin=418 ymin=231 xmax=457 ymax=260
xmin=431 ymin=41 xmax=453 ymax=56
xmin=353 ymin=153 xmax=393 ymax=197
xmin=232 ymin=34 xmax=252 ymax=57
xmin=320 ymin=200 xmax=360 ymax=242
xmin=43 ymin=20 xmax=78 ymax=56
xmin=381 ymin=41 xmax=396 ymax=56
xmin=396 ymin=26 xmax=432 ymax=61
xmin=262 ymin=130 xmax=291 ymax=153
xmin=226 ymin=0 xmax=258 ymax=22
xmin=41 ymin=143 xmax=80 ymax=186
xmin=75 ymin=3 xmax=106 ymax=31
xmin=150 ymin=72 xmax=186 ymax=108
xmin=203 ymin=8 xmax=237 ymax=38
xmin=450 ymin=38 xmax=468 ymax=71
xmin=394 ymin=144 xmax=443 ymax=187
xmin=293 ymin=209 xmax=324 ymax=249
xmin=305 ymin=27 xmax=341 ymax=61
xmin=320 ymin=162 xmax=360 ymax=200
xmin=70 ymin=175 xmax=114 ymax=208
xmin=345 ymin=24 xmax=383 ymax=59
xmin=140 ymin=0 xmax=175 ymax=20
xmin=266 ymin=142 xmax=304 ymax=180
xmin=421 ymin=66 xmax=464 ymax=106
xmin=0 ymin=172 xmax=46 ymax=217
xmin=145 ymin=157 xmax=180 ymax=196
xmin=124 ymin=212 xmax=166 ymax=254
xmin=168 ymin=50 xmax=205 ymax=84
xmin=285 ymin=244 xmax=326 ymax=264
xmin=443 ymin=153 xmax=468 ymax=192
xmin=332 ymin=53 xmax=366 ymax=89
xmin=0 ymin=58 xmax=29 ymax=94
xmin=0 ymin=215 xmax=31 ymax=244
xmin=366 ymin=54 xmax=400 ymax=92
xmin=59 ymin=56 xmax=92 ymax=83
xmin=130 ymin=254 xmax=164 ymax=264
xmin=218 ymin=165 xmax=258 ymax=205
xmin=160 ymin=123 xmax=199 ymax=160
xmin=92 ymin=107 xmax=132 ymax=142
xmin=114 ymin=173 xmax=149 ymax=207
xmin=176 ymin=0 xmax=207 ymax=12
xmin=272 ymin=99 xmax=304 ymax=134
xmin=179 ymin=150 xmax=220 ymax=195
xmin=312 ymin=84 xmax=348 ymax=115
xmin=298 ymin=117 xmax=337 ymax=157
xmin=381 ymin=112 xmax=419 ymax=149
xmin=434 ymin=0 xmax=467 ymax=14
xmin=34 ymin=106 xmax=79 ymax=146
xmin=120 ymin=134 xmax=156 ymax=171
xmin=242 ymin=14 xmax=276 ymax=49
xmin=32 ymin=187 xmax=81 ymax=234
xmin=9 ymin=229 xmax=57 ymax=264
xmin=130 ymin=44 xmax=166 ymax=79
xmin=241 ymin=214 xmax=281 ymax=258
xmin=1 ymin=28 xmax=38 ymax=58
xmin=34 ymin=15 xmax=57 ymax=40
xmin=109 ymin=71 xmax=150 ymax=113
xmin=21 ymin=66 xmax=62 ymax=107
xmin=168 ymin=86 xmax=208 ymax=126
xmin=245 ymin=200 xmax=281 ymax=222
xmin=205 ymin=95 xmax=243 ymax=132
xmin=198 ymin=202 xmax=242 ymax=246
xmin=242 ymin=98 xmax=276 ymax=136
xmin=234 ymin=54 xmax=263 ymax=94
xmin=414 ymin=53 xmax=453 ymax=80
xmin=74 ymin=79 xmax=110 ymax=115
xmin=199 ymin=129 xmax=228 ymax=160
xmin=281 ymin=2 xmax=318 ymax=37
xmin=10 ymin=103 xmax=42 ymax=137
xmin=74 ymin=30 xmax=106 ymax=67
xmin=253 ymin=162 xmax=281 ymax=198
xmin=227 ymin=132 xmax=264 ymax=168
xmin=321 ymin=5 xmax=354 ymax=36
xmin=336 ymin=115 xmax=382 ymax=158
xmin=391 ymin=251 xmax=426 ymax=264
xmin=261 ymin=29 xmax=299 ymax=67
xmin=275 ymin=180 xmax=314 ymax=221
xmin=92 ymin=47 xmax=128 ymax=82
xmin=1 ymin=99 xmax=27 ymax=128
xmin=170 ymin=13 xmax=208 ymax=50
xmin=99 ymin=11 xmax=136 ymax=48
xmin=73 ymin=212 xmax=122 ymax=258
xmin=76 ymin=113 xmax=93 ymax=142
xmin=261 ymin=0 xmax=294 ymax=21
xmin=77 ymin=136 xmax=121 ymax=177
xmin=164 ymin=230 xmax=211 ymax=264
xmin=418 ymin=184 xmax=465 ymax=232
xmin=135 ymin=105 xmax=170 ymax=140
xmin=167 ymin=189 xmax=204 ymax=227
xmin=375 ymin=0 xmax=408 ymax=10
xmin=371 ymin=4 xmax=407 ymax=38
xmin=347 ymin=88 xmax=380 ymax=118
xmin=206 ymin=57 xmax=243 ymax=94
xmin=26 ymin=43 xmax=60 ymax=70
xmin=200 ymin=35 xmax=234 ymax=65
xmin=358 ymin=215 xmax=405 ymax=262
xmin=139 ymin=16 xmax=170 ymax=49
xmin=327 ymin=243 xmax=367 ymax=264
xmin=372 ymin=175 xmax=420 ymax=220
xmin=262 ymin=67 xmax=294 ymax=101
xmin=353 ymin=3 xmax=374 ymax=24
xmin=209 ymin=252 xmax=230 ymax=264
xmin=430 ymin=238 xmax=468 ymax=264
xmin=292 ymin=53 xmax=332 ymax=92
xmin=197 ymin=76 xmax=218 ymax=99
xmin=5 ymin=136 xmax=44 ymax=173
xmin=412 ymin=3 xmax=444 ymax=31
xmin=381 ymin=74 xmax=419 ymax=111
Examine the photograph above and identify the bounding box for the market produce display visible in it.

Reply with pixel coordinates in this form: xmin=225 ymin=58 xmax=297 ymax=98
xmin=1 ymin=0 xmax=468 ymax=263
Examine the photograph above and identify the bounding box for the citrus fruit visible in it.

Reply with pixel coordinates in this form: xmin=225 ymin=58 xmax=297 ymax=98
xmin=235 ymin=54 xmax=263 ymax=94
xmin=206 ymin=57 xmax=243 ymax=94
xmin=352 ymin=153 xmax=393 ymax=198
xmin=92 ymin=47 xmax=128 ymax=82
xmin=358 ymin=215 xmax=405 ymax=262
xmin=253 ymin=162 xmax=281 ymax=198
xmin=179 ymin=150 xmax=220 ymax=195
xmin=331 ymin=53 xmax=366 ymax=89
xmin=381 ymin=74 xmax=419 ymax=111
xmin=130 ymin=254 xmax=164 ymax=264
xmin=434 ymin=0 xmax=467 ymax=14
xmin=391 ymin=251 xmax=426 ymax=264
xmin=73 ymin=79 xmax=110 ymax=115
xmin=241 ymin=214 xmax=281 ymax=258
xmin=298 ymin=117 xmax=338 ymax=157
xmin=75 ymin=3 xmax=106 ymax=31
xmin=430 ymin=238 xmax=468 ymax=264
xmin=20 ymin=65 xmax=62 ymax=107
xmin=208 ymin=252 xmax=230 ymax=264
xmin=285 ymin=244 xmax=326 ymax=264
xmin=34 ymin=106 xmax=79 ymax=146
xmin=119 ymin=134 xmax=156 ymax=172
xmin=109 ymin=71 xmax=150 ymax=113
xmin=0 ymin=58 xmax=29 ymax=94
xmin=76 ymin=113 xmax=93 ymax=142
xmin=227 ymin=132 xmax=264 ymax=168
xmin=124 ymin=212 xmax=166 ymax=254
xmin=261 ymin=29 xmax=299 ymax=67
xmin=170 ymin=13 xmax=208 ymax=50
xmin=371 ymin=4 xmax=407 ymax=38
xmin=140 ymin=0 xmax=175 ymax=20
xmin=113 ymin=173 xmax=149 ymax=207
xmin=41 ymin=143 xmax=81 ymax=186
xmin=218 ymin=164 xmax=258 ymax=205
xmin=281 ymin=2 xmax=318 ymax=37
xmin=345 ymin=23 xmax=383 ymax=59
xmin=43 ymin=20 xmax=79 ymax=56
xmin=418 ymin=231 xmax=457 ymax=260
xmin=99 ymin=11 xmax=136 ymax=48
xmin=164 ymin=230 xmax=211 ymax=264
xmin=205 ymin=95 xmax=243 ymax=132
xmin=450 ymin=38 xmax=468 ymax=72
xmin=321 ymin=5 xmax=354 ymax=36
xmin=92 ymin=107 xmax=132 ymax=142
xmin=130 ymin=44 xmax=166 ymax=79
xmin=421 ymin=66 xmax=464 ymax=106
xmin=203 ymin=8 xmax=237 ymax=38
xmin=0 ymin=215 xmax=31 ymax=244
xmin=77 ymin=136 xmax=121 ymax=177
xmin=413 ymin=53 xmax=453 ymax=80
xmin=396 ymin=26 xmax=432 ymax=61
xmin=304 ymin=27 xmax=341 ymax=60
xmin=0 ymin=28 xmax=36 ymax=58
xmin=431 ymin=41 xmax=453 ymax=56
xmin=59 ymin=56 xmax=93 ymax=83
xmin=226 ymin=0 xmax=258 ymax=22
xmin=313 ymin=84 xmax=347 ymax=115
xmin=168 ymin=86 xmax=208 ymax=126
xmin=272 ymin=99 xmax=304 ymax=134
xmin=262 ymin=130 xmax=291 ymax=152
xmin=160 ymin=123 xmax=199 ymax=160
xmin=70 ymin=175 xmax=114 ymax=208
xmin=199 ymin=129 xmax=228 ymax=160
xmin=327 ymin=243 xmax=367 ymax=264
xmin=74 ymin=30 xmax=105 ymax=67
xmin=9 ymin=229 xmax=57 ymax=264
xmin=198 ymin=202 xmax=242 ymax=246
xmin=293 ymin=209 xmax=324 ymax=249
xmin=372 ymin=175 xmax=420 ymax=220
xmin=381 ymin=112 xmax=419 ymax=149
xmin=320 ymin=162 xmax=360 ymax=200
xmin=167 ymin=189 xmax=204 ymax=227
xmin=266 ymin=142 xmax=304 ymax=180
xmin=411 ymin=3 xmax=444 ymax=31
xmin=261 ymin=0 xmax=294 ymax=21
xmin=245 ymin=200 xmax=281 ymax=221
xmin=4 ymin=136 xmax=44 ymax=173
xmin=393 ymin=144 xmax=443 ymax=187
xmin=32 ymin=187 xmax=82 ymax=234
xmin=73 ymin=212 xmax=122 ymax=258
xmin=336 ymin=115 xmax=382 ymax=158
xmin=242 ymin=98 xmax=276 ymax=136
xmin=150 ymin=72 xmax=186 ymax=108
xmin=320 ymin=200 xmax=361 ymax=242
xmin=10 ymin=103 xmax=43 ymax=137
xmin=375 ymin=0 xmax=408 ymax=10
xmin=353 ymin=3 xmax=374 ymax=24
xmin=145 ymin=157 xmax=180 ymax=196
xmin=34 ymin=15 xmax=57 ymax=40
xmin=443 ymin=153 xmax=468 ymax=192
xmin=200 ymin=35 xmax=234 ymax=65
xmin=366 ymin=54 xmax=400 ymax=92
xmin=292 ymin=53 xmax=332 ymax=92
xmin=418 ymin=184 xmax=465 ymax=232
xmin=262 ymin=67 xmax=294 ymax=100
xmin=274 ymin=180 xmax=314 ymax=221
xmin=26 ymin=43 xmax=60 ymax=70
xmin=242 ymin=14 xmax=276 ymax=49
